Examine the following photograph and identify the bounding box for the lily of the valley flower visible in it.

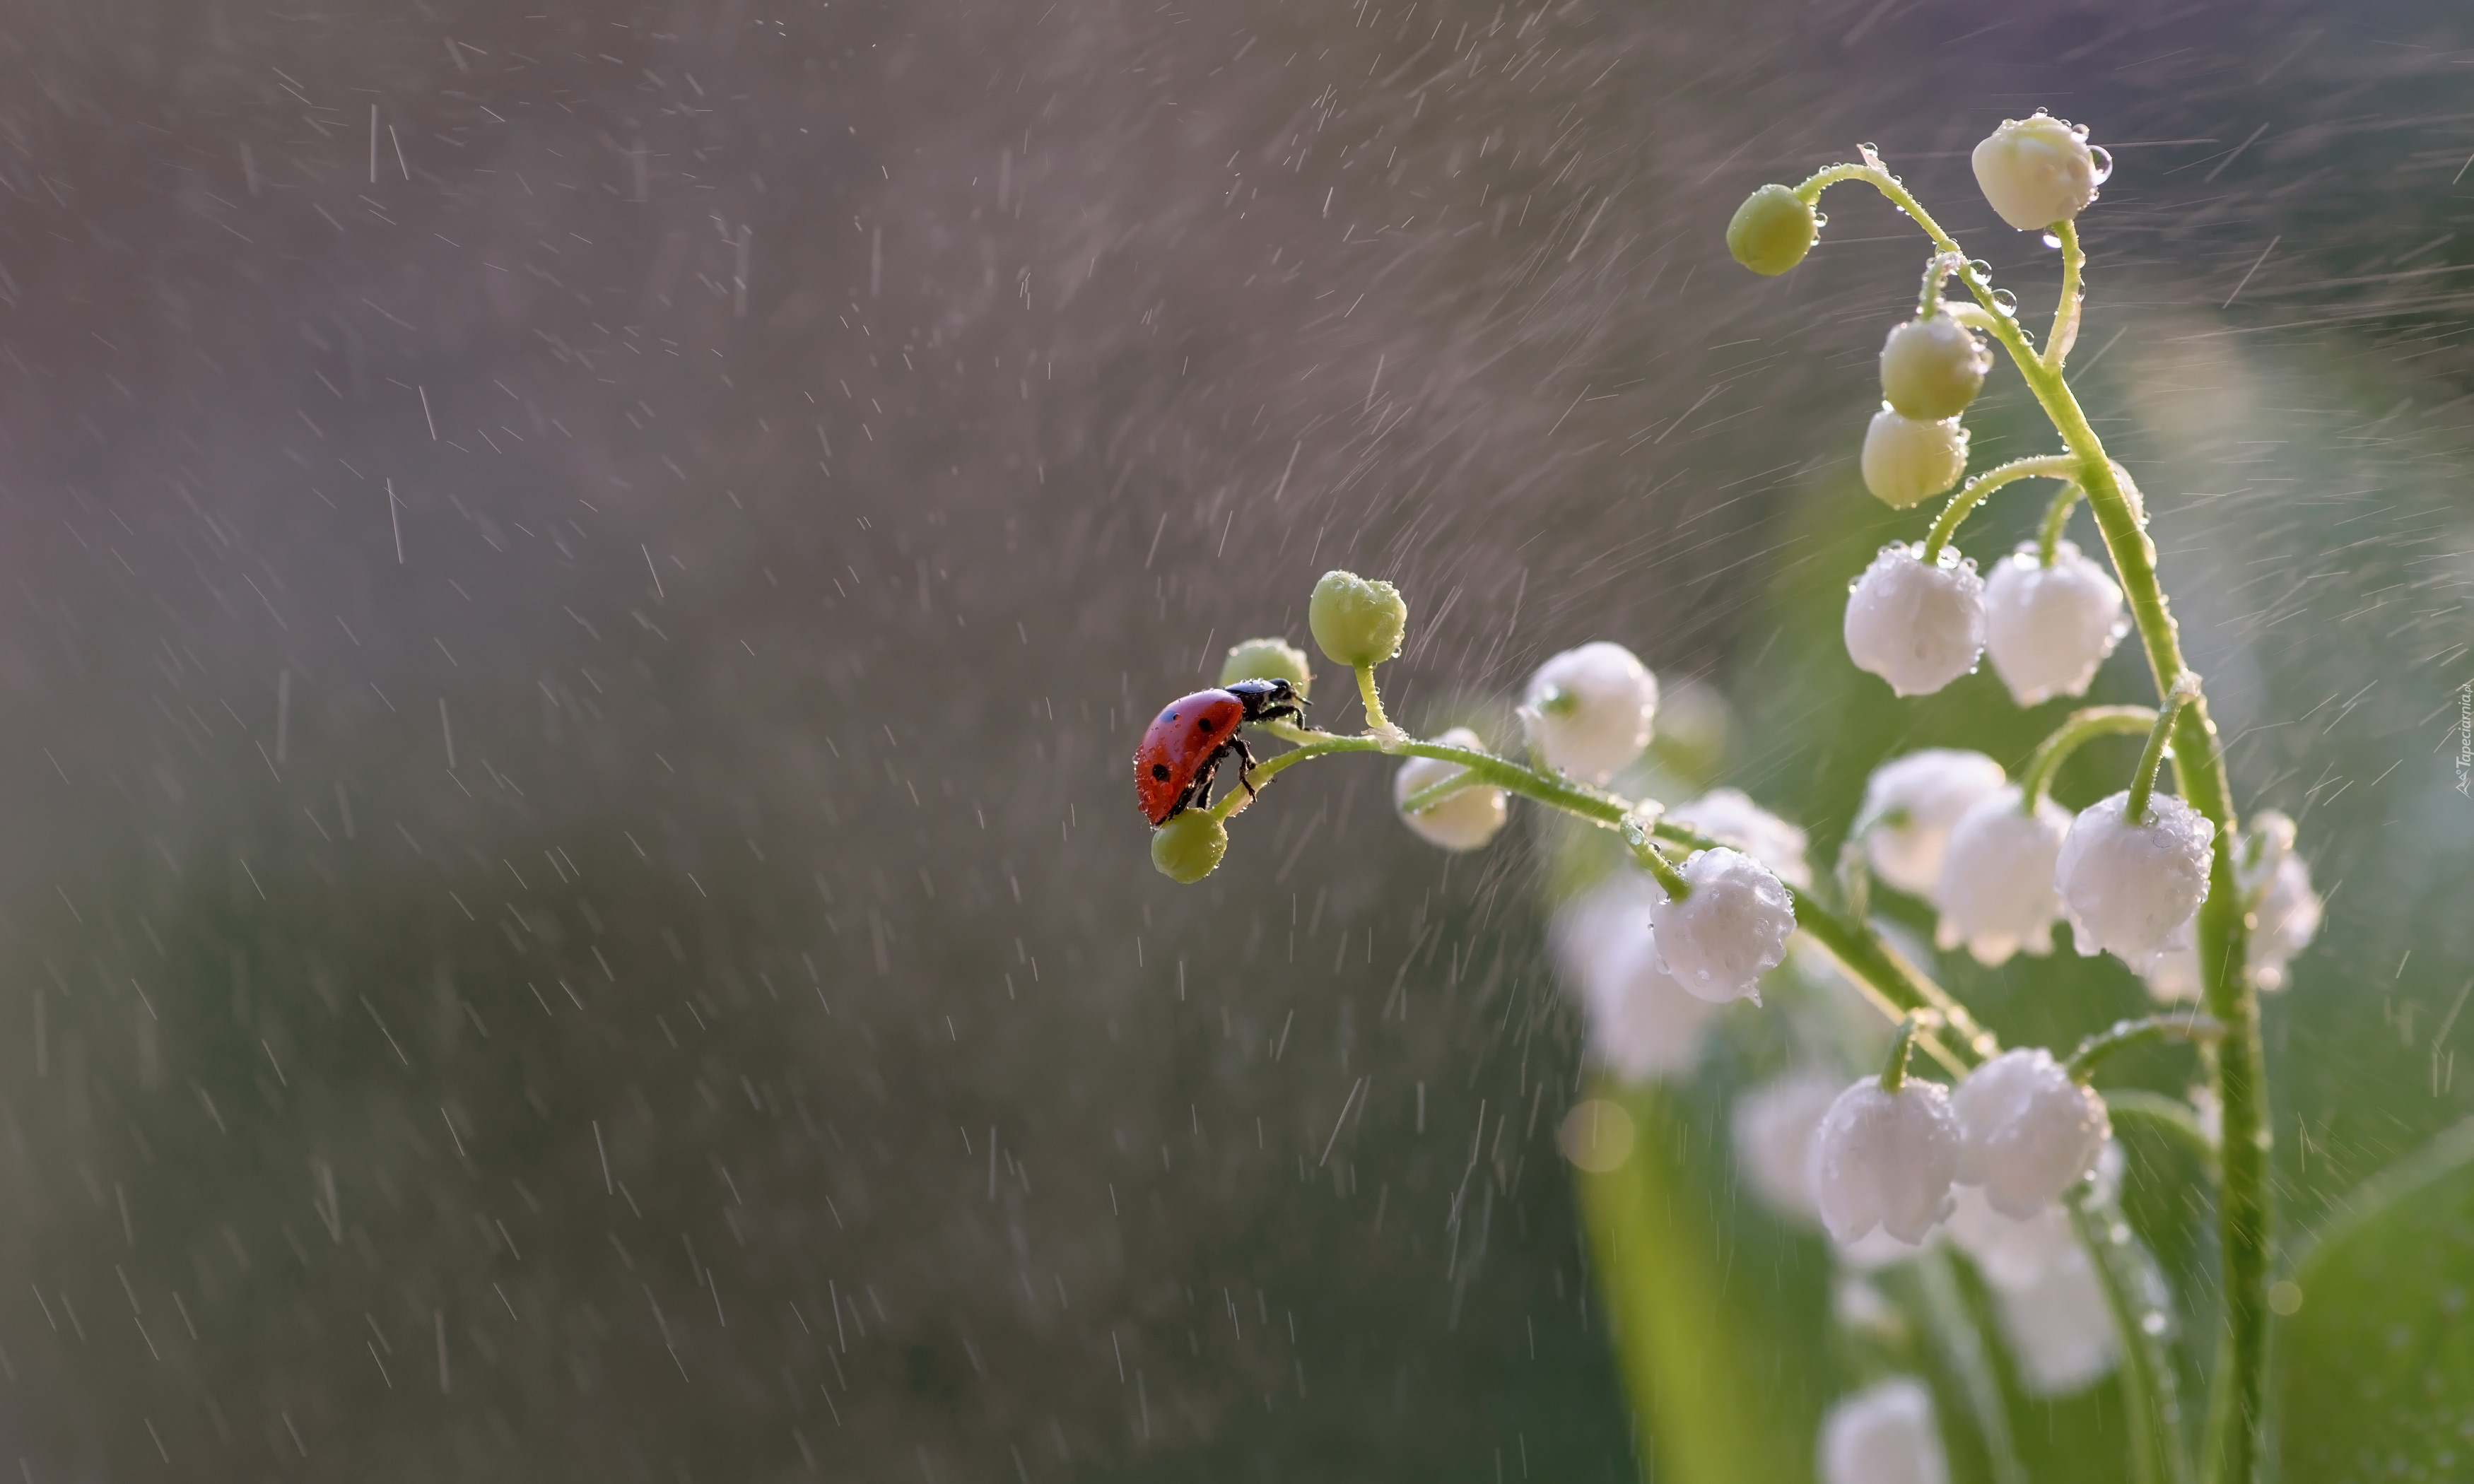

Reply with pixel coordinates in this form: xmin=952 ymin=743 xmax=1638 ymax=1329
xmin=2057 ymin=790 xmax=2216 ymax=970
xmin=1972 ymin=112 xmax=2106 ymax=232
xmin=1392 ymin=727 xmax=1508 ymax=851
xmin=1650 ymin=847 xmax=1797 ymax=1004
xmin=1844 ymin=542 xmax=1987 ymax=698
xmin=1860 ymin=408 xmax=1970 ymax=510
xmin=1984 ymin=541 xmax=2126 ymax=706
xmin=1520 ymin=641 xmax=1658 ymax=784
xmin=1952 ymin=1049 xmax=2111 ymax=1218
xmin=1819 ymin=1378 xmax=1951 ymax=1484
xmin=1668 ymin=787 xmax=1813 ymax=888
xmin=1935 ymin=786 xmax=2073 ymax=964
xmin=1812 ymin=1076 xmax=1962 ymax=1247
xmin=1860 ymin=749 xmax=2010 ymax=898
xmin=1554 ymin=880 xmax=1718 ymax=1080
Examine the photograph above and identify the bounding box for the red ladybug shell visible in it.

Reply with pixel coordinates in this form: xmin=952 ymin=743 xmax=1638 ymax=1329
xmin=1135 ymin=689 xmax=1245 ymax=825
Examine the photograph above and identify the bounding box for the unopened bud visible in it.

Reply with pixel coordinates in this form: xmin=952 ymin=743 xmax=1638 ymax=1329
xmin=1880 ymin=314 xmax=1991 ymax=420
xmin=1150 ymin=811 xmax=1229 ymax=885
xmin=1308 ymin=570 xmax=1408 ymax=669
xmin=1972 ymin=112 xmax=2106 ymax=232
xmin=1219 ymin=637 xmax=1313 ymax=699
xmin=1727 ymin=184 xmax=1819 ymax=276
xmin=1861 ymin=408 xmax=1970 ymax=509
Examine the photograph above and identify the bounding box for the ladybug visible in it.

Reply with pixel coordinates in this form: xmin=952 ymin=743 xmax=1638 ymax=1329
xmin=1133 ymin=678 xmax=1306 ymax=825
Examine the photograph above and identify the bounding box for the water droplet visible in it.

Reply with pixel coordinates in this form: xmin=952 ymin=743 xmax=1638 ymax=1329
xmin=2089 ymin=145 xmax=2115 ymax=184
xmin=1812 ymin=211 xmax=1829 ymax=230
xmin=2042 ymin=232 xmax=2063 ymax=250
xmin=1965 ymin=257 xmax=1992 ymax=281
xmin=1990 ymin=288 xmax=2019 ymax=317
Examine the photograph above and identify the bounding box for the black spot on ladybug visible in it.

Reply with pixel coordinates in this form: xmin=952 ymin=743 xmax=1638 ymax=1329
xmin=1196 ymin=716 xmax=1216 ymax=733
xmin=1150 ymin=764 xmax=1171 ymax=780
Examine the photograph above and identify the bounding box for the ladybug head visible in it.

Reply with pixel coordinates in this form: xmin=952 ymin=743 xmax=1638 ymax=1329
xmin=1225 ymin=677 xmax=1303 ymax=722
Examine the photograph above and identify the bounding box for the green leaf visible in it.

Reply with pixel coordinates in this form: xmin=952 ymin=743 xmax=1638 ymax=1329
xmin=2279 ymin=1114 xmax=2474 ymax=1483
xmin=1573 ymin=1080 xmax=1817 ymax=1484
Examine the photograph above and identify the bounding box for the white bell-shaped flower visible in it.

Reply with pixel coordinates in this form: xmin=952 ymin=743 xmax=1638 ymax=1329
xmin=1861 ymin=408 xmax=1970 ymax=510
xmin=1553 ymin=880 xmax=1718 ymax=1080
xmin=1934 ymin=786 xmax=2072 ymax=964
xmin=1971 ymin=112 xmax=2105 ymax=232
xmin=1520 ymin=641 xmax=1658 ymax=784
xmin=1668 ymin=787 xmax=1813 ymax=888
xmin=1996 ymin=1247 xmax=2120 ymax=1396
xmin=1860 ymin=749 xmax=2010 ymax=898
xmin=1952 ymin=1049 xmax=2110 ymax=1218
xmin=1733 ymin=1071 xmax=1841 ymax=1224
xmin=1812 ymin=1077 xmax=1962 ymax=1247
xmin=1880 ymin=314 xmax=1991 ymax=421
xmin=1844 ymin=542 xmax=1986 ymax=698
xmin=1983 ymin=541 xmax=2126 ymax=706
xmin=2241 ymin=810 xmax=2321 ymax=991
xmin=1947 ymin=1141 xmax=2121 ymax=1288
xmin=1819 ymin=1378 xmax=1950 ymax=1484
xmin=1650 ymin=847 xmax=1796 ymax=1004
xmin=1392 ymin=727 xmax=1508 ymax=851
xmin=2057 ymin=791 xmax=2216 ymax=970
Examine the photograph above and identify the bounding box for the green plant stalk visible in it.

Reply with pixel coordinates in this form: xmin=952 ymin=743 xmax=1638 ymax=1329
xmin=2037 ymin=480 xmax=2083 ymax=566
xmin=1912 ymin=1254 xmax=2028 ymax=1484
xmin=1802 ymin=160 xmax=2262 ymax=1484
xmin=1923 ymin=454 xmax=2080 ymax=563
xmin=2126 ymin=688 xmax=2195 ymax=823
xmin=1352 ymin=663 xmax=1399 ymax=736
xmin=2104 ymin=1089 xmax=2220 ymax=1165
xmin=2068 ymin=1014 xmax=2228 ymax=1081
xmin=2020 ymin=705 xmax=2159 ymax=811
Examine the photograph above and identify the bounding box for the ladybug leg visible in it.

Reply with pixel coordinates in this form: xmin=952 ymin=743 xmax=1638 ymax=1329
xmin=1228 ymin=735 xmax=1260 ymax=798
xmin=1181 ymin=752 xmax=1222 ymax=815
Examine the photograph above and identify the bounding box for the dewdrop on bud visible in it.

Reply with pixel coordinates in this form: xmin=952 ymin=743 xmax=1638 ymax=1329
xmin=1952 ymin=1049 xmax=2110 ymax=1218
xmin=1727 ymin=183 xmax=1819 ymax=276
xmin=1219 ymin=636 xmax=1313 ymax=699
xmin=1308 ymin=570 xmax=1407 ymax=669
xmin=1819 ymin=1379 xmax=1951 ymax=1484
xmin=1880 ymin=314 xmax=1991 ymax=420
xmin=1844 ymin=542 xmax=1986 ymax=697
xmin=1149 ymin=811 xmax=1228 ymax=884
xmin=1554 ymin=879 xmax=1718 ymax=1080
xmin=1971 ymin=112 xmax=2107 ymax=232
xmin=1667 ymin=787 xmax=1812 ymax=888
xmin=1860 ymin=749 xmax=2009 ymax=899
xmin=1393 ymin=726 xmax=1508 ymax=852
xmin=1935 ymin=786 xmax=2071 ymax=964
xmin=1985 ymin=541 xmax=2126 ymax=705
xmin=1812 ymin=1076 xmax=1962 ymax=1248
xmin=1650 ymin=847 xmax=1795 ymax=1005
xmin=1861 ymin=408 xmax=1970 ymax=510
xmin=2056 ymin=791 xmax=2216 ymax=969
xmin=1733 ymin=1072 xmax=1842 ymax=1225
xmin=1520 ymin=641 xmax=1658 ymax=784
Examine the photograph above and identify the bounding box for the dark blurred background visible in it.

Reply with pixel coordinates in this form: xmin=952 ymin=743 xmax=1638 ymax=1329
xmin=0 ymin=0 xmax=2467 ymax=1478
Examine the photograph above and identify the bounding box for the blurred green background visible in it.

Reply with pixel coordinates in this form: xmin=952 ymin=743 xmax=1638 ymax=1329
xmin=0 ymin=0 xmax=2466 ymax=1479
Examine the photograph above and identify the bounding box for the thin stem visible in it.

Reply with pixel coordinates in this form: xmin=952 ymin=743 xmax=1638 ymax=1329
xmin=1397 ymin=770 xmax=1481 ymax=815
xmin=2070 ymin=1195 xmax=2195 ymax=1484
xmin=2019 ymin=705 xmax=2158 ymax=810
xmin=1879 ymin=1012 xmax=1935 ymax=1094
xmin=2037 ymin=481 xmax=2083 ymax=566
xmin=1913 ymin=1254 xmax=2029 ymax=1484
xmin=1620 ymin=813 xmax=1694 ymax=900
xmin=2068 ymin=1015 xmax=2228 ymax=1081
xmin=1922 ymin=454 xmax=2080 ymax=563
xmin=2126 ymin=682 xmax=2197 ymax=823
xmin=2046 ymin=219 xmax=2086 ymax=370
xmin=1917 ymin=250 xmax=1962 ymax=317
xmin=1353 ymin=664 xmax=1400 ymax=739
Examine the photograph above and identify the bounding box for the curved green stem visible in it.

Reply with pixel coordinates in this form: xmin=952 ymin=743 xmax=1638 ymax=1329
xmin=1801 ymin=157 xmax=2261 ymax=1480
xmin=2126 ymin=683 xmax=2198 ymax=824
xmin=2019 ymin=705 xmax=2158 ymax=810
xmin=1619 ymin=812 xmax=1694 ymax=900
xmin=1918 ymin=250 xmax=1962 ymax=317
xmin=2046 ymin=219 xmax=2086 ymax=370
xmin=2037 ymin=481 xmax=2084 ymax=566
xmin=1880 ymin=1013 xmax=1934 ymax=1094
xmin=1353 ymin=664 xmax=1400 ymax=738
xmin=1923 ymin=454 xmax=2080 ymax=563
xmin=2069 ymin=1015 xmax=2228 ymax=1081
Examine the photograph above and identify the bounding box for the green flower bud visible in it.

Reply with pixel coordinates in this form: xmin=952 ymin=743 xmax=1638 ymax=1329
xmin=1219 ymin=637 xmax=1313 ymax=699
xmin=1726 ymin=184 xmax=1819 ymax=276
xmin=1879 ymin=314 xmax=1991 ymax=420
xmin=1860 ymin=408 xmax=1969 ymax=509
xmin=1308 ymin=570 xmax=1408 ymax=669
xmin=1150 ymin=811 xmax=1229 ymax=884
